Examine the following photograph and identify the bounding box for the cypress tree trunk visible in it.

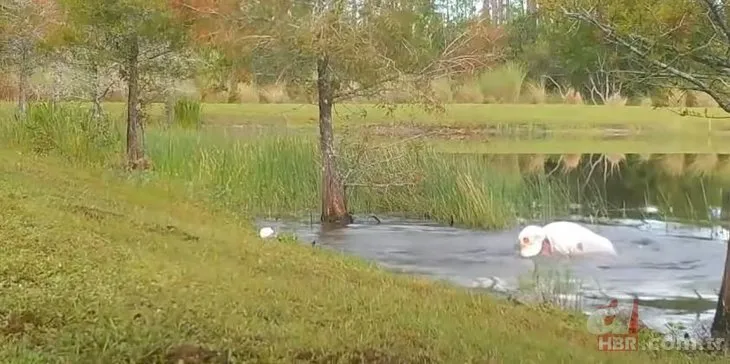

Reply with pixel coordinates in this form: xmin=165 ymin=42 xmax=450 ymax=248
xmin=125 ymin=35 xmax=145 ymax=169
xmin=316 ymin=53 xmax=352 ymax=227
xmin=711 ymin=191 xmax=730 ymax=339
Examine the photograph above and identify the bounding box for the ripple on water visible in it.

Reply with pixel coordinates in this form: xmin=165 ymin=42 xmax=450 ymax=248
xmin=258 ymin=217 xmax=725 ymax=334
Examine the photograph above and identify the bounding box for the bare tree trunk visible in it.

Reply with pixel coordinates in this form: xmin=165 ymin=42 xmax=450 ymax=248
xmin=126 ymin=36 xmax=145 ymax=169
xmin=163 ymin=79 xmax=176 ymax=127
xmin=51 ymin=61 xmax=62 ymax=105
xmin=317 ymin=54 xmax=352 ymax=226
xmin=90 ymin=62 xmax=104 ymax=120
xmin=226 ymin=72 xmax=238 ymax=104
xmin=164 ymin=92 xmax=175 ymax=126
xmin=712 ymin=191 xmax=730 ymax=339
xmin=711 ymin=244 xmax=730 ymax=338
xmin=17 ymin=46 xmax=30 ymax=116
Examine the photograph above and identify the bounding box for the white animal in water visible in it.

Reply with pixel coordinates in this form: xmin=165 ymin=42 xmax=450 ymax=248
xmin=518 ymin=221 xmax=617 ymax=258
xmin=259 ymin=227 xmax=276 ymax=239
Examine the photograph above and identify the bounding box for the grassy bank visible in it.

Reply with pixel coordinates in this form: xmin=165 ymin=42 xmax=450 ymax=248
xmin=5 ymin=103 xmax=730 ymax=228
xmin=0 ymin=104 xmax=583 ymax=229
xmin=0 ymin=148 xmax=725 ymax=363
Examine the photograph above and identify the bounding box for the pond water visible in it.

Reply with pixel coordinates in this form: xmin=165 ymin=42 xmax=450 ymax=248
xmin=258 ymin=153 xmax=730 ymax=337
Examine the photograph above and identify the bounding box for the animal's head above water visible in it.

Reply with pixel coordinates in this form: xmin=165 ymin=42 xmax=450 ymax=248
xmin=517 ymin=225 xmax=551 ymax=258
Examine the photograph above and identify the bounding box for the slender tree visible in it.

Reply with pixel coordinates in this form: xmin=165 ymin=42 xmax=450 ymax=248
xmin=179 ymin=0 xmax=502 ymax=226
xmin=58 ymin=0 xmax=191 ymax=169
xmin=0 ymin=0 xmax=60 ymax=115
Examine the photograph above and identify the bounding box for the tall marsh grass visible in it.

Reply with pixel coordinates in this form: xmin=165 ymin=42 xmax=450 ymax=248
xmin=518 ymin=263 xmax=584 ymax=312
xmin=173 ymin=99 xmax=202 ymax=128
xmin=0 ymin=102 xmax=121 ymax=164
xmin=477 ymin=61 xmax=527 ymax=104
xmin=146 ymin=128 xmax=577 ymax=229
xmin=0 ymin=104 xmax=580 ymax=229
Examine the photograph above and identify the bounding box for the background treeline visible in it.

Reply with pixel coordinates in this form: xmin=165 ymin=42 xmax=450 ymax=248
xmin=0 ymin=0 xmax=714 ymax=109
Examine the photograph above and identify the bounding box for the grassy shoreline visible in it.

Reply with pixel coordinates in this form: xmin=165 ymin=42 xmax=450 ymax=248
xmin=1 ymin=104 xmax=583 ymax=230
xmin=0 ymin=148 xmax=725 ymax=363
xmin=2 ymin=103 xmax=729 ymax=230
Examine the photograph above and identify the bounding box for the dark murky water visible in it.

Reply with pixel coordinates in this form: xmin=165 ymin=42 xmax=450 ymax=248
xmin=259 ymin=153 xmax=730 ymax=336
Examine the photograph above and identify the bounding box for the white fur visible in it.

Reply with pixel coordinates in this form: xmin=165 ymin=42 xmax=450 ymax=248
xmin=518 ymin=221 xmax=617 ymax=258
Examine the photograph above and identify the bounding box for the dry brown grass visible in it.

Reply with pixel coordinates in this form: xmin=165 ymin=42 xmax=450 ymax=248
xmin=687 ymin=153 xmax=719 ymax=176
xmin=715 ymin=154 xmax=730 ymax=176
xmin=604 ymin=153 xmax=626 ymax=175
xmin=430 ymin=77 xmax=454 ymax=103
xmin=638 ymin=97 xmax=654 ymax=107
xmin=560 ymin=153 xmax=582 ymax=172
xmin=453 ymin=80 xmax=484 ymax=104
xmin=519 ymin=154 xmax=546 ymax=174
xmin=236 ymin=83 xmax=260 ymax=103
xmin=657 ymin=154 xmax=685 ymax=176
xmin=665 ymin=88 xmax=688 ymax=107
xmin=686 ymin=91 xmax=719 ymax=107
xmin=523 ymin=81 xmax=547 ymax=104
xmin=561 ymin=88 xmax=584 ymax=104
xmin=605 ymin=153 xmax=626 ymax=166
xmin=604 ymin=93 xmax=628 ymax=106
xmin=637 ymin=153 xmax=653 ymax=163
xmin=258 ymin=83 xmax=290 ymax=104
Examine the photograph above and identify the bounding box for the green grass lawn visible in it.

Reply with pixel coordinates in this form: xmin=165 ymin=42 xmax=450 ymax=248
xmin=5 ymin=101 xmax=730 ymax=152
xmin=199 ymin=103 xmax=730 ymax=132
xmin=0 ymin=148 xmax=725 ymax=363
xmin=3 ymin=101 xmax=729 ymax=132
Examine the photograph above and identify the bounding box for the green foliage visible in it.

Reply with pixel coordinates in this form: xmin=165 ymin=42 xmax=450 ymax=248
xmin=505 ymin=6 xmax=652 ymax=98
xmin=12 ymin=103 xmax=120 ymax=164
xmin=58 ymin=0 xmax=187 ymax=52
xmin=172 ymin=99 xmax=202 ymax=129
xmin=56 ymin=0 xmax=193 ymax=93
xmin=184 ymin=0 xmax=498 ymax=105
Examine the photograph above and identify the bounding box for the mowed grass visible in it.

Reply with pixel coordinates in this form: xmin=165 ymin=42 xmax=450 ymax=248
xmin=189 ymin=103 xmax=729 ymax=133
xmin=3 ymin=101 xmax=729 ymax=133
xmin=0 ymin=149 xmax=724 ymax=364
xmin=5 ymin=101 xmax=730 ymax=153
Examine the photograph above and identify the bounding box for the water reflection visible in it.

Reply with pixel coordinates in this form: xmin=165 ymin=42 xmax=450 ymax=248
xmin=484 ymin=153 xmax=730 ymax=225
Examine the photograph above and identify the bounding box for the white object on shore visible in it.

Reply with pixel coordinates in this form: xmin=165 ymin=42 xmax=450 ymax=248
xmin=518 ymin=221 xmax=617 ymax=258
xmin=259 ymin=227 xmax=275 ymax=239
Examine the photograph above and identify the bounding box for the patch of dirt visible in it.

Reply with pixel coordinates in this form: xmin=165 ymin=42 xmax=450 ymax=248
xmin=362 ymin=123 xmax=644 ymax=141
xmin=140 ymin=344 xmax=254 ymax=364
xmin=1 ymin=311 xmax=44 ymax=336
xmin=362 ymin=123 xmax=554 ymax=140
xmin=292 ymin=348 xmax=435 ymax=364
xmin=64 ymin=204 xmax=123 ymax=222
xmin=64 ymin=204 xmax=199 ymax=242
xmin=365 ymin=124 xmax=495 ymax=141
xmin=141 ymin=223 xmax=200 ymax=242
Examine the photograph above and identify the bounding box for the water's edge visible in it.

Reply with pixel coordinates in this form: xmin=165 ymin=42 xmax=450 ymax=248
xmin=258 ymin=215 xmax=726 ymax=338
